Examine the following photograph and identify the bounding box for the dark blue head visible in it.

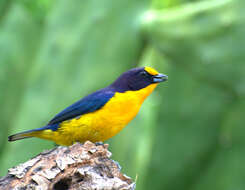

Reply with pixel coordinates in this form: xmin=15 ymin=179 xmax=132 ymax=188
xmin=110 ymin=67 xmax=168 ymax=92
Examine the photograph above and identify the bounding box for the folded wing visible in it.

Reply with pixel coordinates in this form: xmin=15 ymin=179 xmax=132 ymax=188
xmin=48 ymin=89 xmax=115 ymax=125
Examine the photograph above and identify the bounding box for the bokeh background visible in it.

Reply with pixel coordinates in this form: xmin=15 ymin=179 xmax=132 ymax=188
xmin=1 ymin=0 xmax=245 ymax=189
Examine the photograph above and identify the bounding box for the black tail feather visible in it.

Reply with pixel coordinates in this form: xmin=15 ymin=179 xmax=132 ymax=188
xmin=8 ymin=131 xmax=33 ymax=142
xmin=8 ymin=125 xmax=55 ymax=142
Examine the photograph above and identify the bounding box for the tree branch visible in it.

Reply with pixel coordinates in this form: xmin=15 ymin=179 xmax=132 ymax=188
xmin=0 ymin=141 xmax=135 ymax=190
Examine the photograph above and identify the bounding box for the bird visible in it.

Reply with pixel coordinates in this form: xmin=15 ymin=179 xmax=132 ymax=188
xmin=8 ymin=66 xmax=168 ymax=146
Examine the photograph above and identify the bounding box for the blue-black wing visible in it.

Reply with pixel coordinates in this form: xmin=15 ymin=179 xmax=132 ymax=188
xmin=48 ymin=89 xmax=115 ymax=125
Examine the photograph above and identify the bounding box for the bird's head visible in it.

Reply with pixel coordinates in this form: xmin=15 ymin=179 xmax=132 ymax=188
xmin=110 ymin=66 xmax=168 ymax=92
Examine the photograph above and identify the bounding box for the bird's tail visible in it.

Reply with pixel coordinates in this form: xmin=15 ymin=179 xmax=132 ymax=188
xmin=8 ymin=125 xmax=57 ymax=142
xmin=8 ymin=130 xmax=35 ymax=141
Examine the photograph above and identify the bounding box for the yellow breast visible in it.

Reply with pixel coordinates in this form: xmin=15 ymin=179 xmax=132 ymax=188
xmin=49 ymin=83 xmax=158 ymax=145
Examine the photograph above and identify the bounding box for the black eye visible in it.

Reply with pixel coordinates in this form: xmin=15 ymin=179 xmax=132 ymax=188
xmin=140 ymin=70 xmax=148 ymax=77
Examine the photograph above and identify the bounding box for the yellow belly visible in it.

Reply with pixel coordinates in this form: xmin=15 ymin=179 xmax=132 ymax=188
xmin=36 ymin=84 xmax=157 ymax=145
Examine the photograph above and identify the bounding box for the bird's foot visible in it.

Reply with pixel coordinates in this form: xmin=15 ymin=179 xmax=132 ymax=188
xmin=95 ymin=141 xmax=104 ymax=146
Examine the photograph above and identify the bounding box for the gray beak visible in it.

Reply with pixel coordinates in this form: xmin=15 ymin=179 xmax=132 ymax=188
xmin=153 ymin=73 xmax=168 ymax=83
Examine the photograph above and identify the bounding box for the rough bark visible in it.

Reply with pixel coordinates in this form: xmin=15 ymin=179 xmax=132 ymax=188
xmin=0 ymin=141 xmax=135 ymax=190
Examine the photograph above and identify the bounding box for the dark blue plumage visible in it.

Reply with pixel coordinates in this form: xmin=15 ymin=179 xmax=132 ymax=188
xmin=48 ymin=88 xmax=115 ymax=126
xmin=17 ymin=89 xmax=115 ymax=133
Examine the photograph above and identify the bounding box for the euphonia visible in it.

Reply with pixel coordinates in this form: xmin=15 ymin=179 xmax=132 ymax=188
xmin=8 ymin=66 xmax=167 ymax=146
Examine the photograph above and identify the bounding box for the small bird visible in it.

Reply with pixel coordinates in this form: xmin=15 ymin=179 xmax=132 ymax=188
xmin=8 ymin=67 xmax=167 ymax=145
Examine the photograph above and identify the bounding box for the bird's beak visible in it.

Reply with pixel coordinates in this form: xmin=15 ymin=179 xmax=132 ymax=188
xmin=153 ymin=73 xmax=168 ymax=83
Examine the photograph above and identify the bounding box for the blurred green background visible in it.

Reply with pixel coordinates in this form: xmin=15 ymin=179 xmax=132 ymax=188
xmin=1 ymin=0 xmax=245 ymax=189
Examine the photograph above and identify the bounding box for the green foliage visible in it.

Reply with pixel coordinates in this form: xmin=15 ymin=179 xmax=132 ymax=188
xmin=0 ymin=0 xmax=245 ymax=190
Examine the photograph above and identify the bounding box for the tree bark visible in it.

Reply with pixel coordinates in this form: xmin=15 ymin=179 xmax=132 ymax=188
xmin=0 ymin=141 xmax=135 ymax=190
